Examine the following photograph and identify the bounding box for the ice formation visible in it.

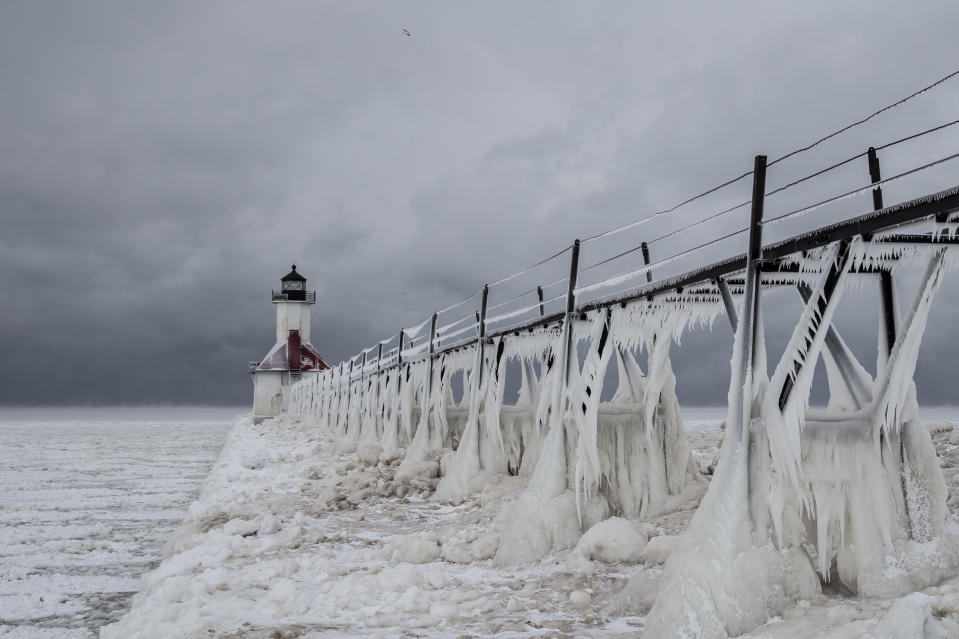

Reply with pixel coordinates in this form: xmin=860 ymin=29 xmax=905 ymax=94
xmin=288 ymin=295 xmax=718 ymax=570
xmin=491 ymin=301 xmax=717 ymax=565
xmin=283 ymin=220 xmax=959 ymax=638
xmin=647 ymin=241 xmax=959 ymax=638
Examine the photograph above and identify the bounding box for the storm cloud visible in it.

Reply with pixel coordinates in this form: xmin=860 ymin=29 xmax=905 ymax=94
xmin=2 ymin=1 xmax=958 ymax=406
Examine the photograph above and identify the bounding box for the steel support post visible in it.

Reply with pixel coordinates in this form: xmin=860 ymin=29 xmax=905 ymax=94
xmin=869 ymin=146 xmax=898 ymax=355
xmin=641 ymin=241 xmax=652 ymax=283
xmin=469 ymin=286 xmax=490 ymax=451
xmin=732 ymin=155 xmax=766 ymax=445
xmin=554 ymin=240 xmax=581 ymax=453
xmin=426 ymin=312 xmax=438 ymax=400
xmin=563 ymin=240 xmax=581 ymax=386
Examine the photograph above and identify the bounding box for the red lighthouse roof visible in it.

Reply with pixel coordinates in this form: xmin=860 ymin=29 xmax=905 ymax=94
xmin=255 ymin=333 xmax=329 ymax=372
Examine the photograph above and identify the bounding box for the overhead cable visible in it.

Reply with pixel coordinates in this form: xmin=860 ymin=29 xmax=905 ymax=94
xmin=768 ymin=68 xmax=959 ymax=167
xmin=763 ymin=151 xmax=959 ymax=225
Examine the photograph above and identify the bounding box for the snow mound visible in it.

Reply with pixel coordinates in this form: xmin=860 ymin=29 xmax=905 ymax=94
xmin=387 ymin=535 xmax=441 ymax=564
xmin=356 ymin=442 xmax=384 ymax=466
xmin=616 ymin=567 xmax=663 ymax=615
xmin=441 ymin=532 xmax=500 ymax=564
xmin=494 ymin=490 xmax=608 ymax=565
xmin=576 ymin=517 xmax=647 ymax=563
xmin=874 ymin=593 xmax=947 ymax=639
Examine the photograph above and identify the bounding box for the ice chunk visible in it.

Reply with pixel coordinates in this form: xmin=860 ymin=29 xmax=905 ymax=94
xmin=576 ymin=517 xmax=647 ymax=563
xmin=387 ymin=535 xmax=441 ymax=564
xmin=873 ymin=593 xmax=942 ymax=639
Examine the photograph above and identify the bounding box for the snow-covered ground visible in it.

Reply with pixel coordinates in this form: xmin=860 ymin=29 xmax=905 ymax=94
xmin=103 ymin=409 xmax=959 ymax=638
xmin=0 ymin=407 xmax=233 ymax=638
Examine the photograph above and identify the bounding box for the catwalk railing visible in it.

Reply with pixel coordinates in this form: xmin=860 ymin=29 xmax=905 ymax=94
xmin=326 ymin=115 xmax=959 ymax=385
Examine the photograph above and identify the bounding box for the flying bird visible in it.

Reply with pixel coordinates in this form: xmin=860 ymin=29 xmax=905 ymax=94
xmin=402 ymin=28 xmax=411 ymax=37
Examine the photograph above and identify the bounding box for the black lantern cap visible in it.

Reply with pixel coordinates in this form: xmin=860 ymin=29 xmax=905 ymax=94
xmin=281 ymin=264 xmax=307 ymax=282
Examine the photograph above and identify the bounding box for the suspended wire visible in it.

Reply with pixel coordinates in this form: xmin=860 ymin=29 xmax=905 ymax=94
xmin=400 ymin=314 xmax=434 ymax=341
xmin=581 ymin=169 xmax=753 ymax=244
xmin=749 ymin=118 xmax=959 ymax=204
xmin=768 ymin=68 xmax=959 ymax=167
xmin=485 ymin=274 xmax=571 ymax=314
xmin=436 ymin=320 xmax=478 ymax=343
xmin=572 ymin=71 xmax=958 ymax=253
xmin=575 ymin=226 xmax=751 ymax=297
xmin=579 ymin=199 xmax=750 ymax=275
xmin=436 ymin=288 xmax=482 ymax=316
xmin=485 ymin=292 xmax=566 ymax=326
xmin=485 ymin=288 xmax=536 ymax=313
xmin=436 ymin=313 xmax=474 ymax=336
xmin=766 ymin=151 xmax=868 ymax=198
xmin=647 ymin=200 xmax=751 ymax=247
xmin=876 ymin=117 xmax=959 ymax=152
xmin=579 ymin=118 xmax=959 ymax=277
xmin=433 ymin=244 xmax=570 ymax=321
xmin=762 ymin=151 xmax=959 ymax=225
xmin=488 ymin=245 xmax=571 ymax=289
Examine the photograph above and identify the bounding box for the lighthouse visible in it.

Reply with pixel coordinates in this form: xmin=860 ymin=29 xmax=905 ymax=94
xmin=250 ymin=265 xmax=329 ymax=423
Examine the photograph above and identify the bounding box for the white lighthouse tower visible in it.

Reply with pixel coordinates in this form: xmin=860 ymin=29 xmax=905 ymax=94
xmin=250 ymin=265 xmax=329 ymax=423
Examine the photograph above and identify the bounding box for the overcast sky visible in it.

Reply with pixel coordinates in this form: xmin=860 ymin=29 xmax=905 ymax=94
xmin=2 ymin=1 xmax=958 ymax=406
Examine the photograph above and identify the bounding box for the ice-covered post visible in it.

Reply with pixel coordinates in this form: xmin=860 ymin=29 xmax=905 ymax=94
xmin=477 ymin=289 xmax=491 ymax=392
xmin=393 ymin=329 xmax=406 ymax=412
xmin=537 ymin=286 xmax=545 ymax=317
xmin=546 ymin=239 xmax=582 ymax=445
xmin=479 ymin=287 xmax=489 ymax=342
xmin=344 ymin=358 xmax=355 ymax=434
xmin=465 ymin=286 xmax=489 ymax=452
xmin=375 ymin=341 xmax=384 ymax=431
xmin=641 ymin=241 xmax=652 ymax=283
xmin=334 ymin=362 xmax=345 ymax=433
xmin=868 ymin=146 xmax=884 ymax=212
xmin=549 ymin=238 xmax=581 ymax=451
xmin=563 ymin=241 xmax=581 ymax=382
xmin=731 ymin=155 xmax=766 ymax=445
xmin=869 ymin=146 xmax=897 ymax=355
xmin=426 ymin=311 xmax=438 ymax=398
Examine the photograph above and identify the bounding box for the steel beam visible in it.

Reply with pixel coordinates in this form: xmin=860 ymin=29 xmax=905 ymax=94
xmin=779 ymin=241 xmax=851 ymax=411
xmin=579 ymin=186 xmax=959 ymax=315
xmin=717 ymin=277 xmax=738 ymax=333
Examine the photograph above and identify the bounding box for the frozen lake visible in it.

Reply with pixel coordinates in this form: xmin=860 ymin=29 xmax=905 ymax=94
xmin=0 ymin=407 xmax=236 ymax=638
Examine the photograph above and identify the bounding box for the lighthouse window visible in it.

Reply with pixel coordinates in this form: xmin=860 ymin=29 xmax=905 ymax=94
xmin=282 ymin=280 xmax=304 ymax=291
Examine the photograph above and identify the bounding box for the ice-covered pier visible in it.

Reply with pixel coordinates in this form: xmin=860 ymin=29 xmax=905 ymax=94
xmin=288 ymin=136 xmax=959 ymax=636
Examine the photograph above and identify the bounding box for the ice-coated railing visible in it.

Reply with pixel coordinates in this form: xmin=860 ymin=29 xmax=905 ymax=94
xmin=320 ymin=110 xmax=959 ymax=384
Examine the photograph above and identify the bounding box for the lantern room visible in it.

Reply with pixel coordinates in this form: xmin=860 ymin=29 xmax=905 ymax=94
xmin=276 ymin=264 xmax=309 ymax=302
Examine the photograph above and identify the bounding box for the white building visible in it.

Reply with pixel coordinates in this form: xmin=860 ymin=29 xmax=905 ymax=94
xmin=250 ymin=265 xmax=329 ymax=423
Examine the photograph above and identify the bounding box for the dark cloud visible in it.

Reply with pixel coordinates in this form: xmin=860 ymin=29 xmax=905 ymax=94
xmin=2 ymin=1 xmax=958 ymax=406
